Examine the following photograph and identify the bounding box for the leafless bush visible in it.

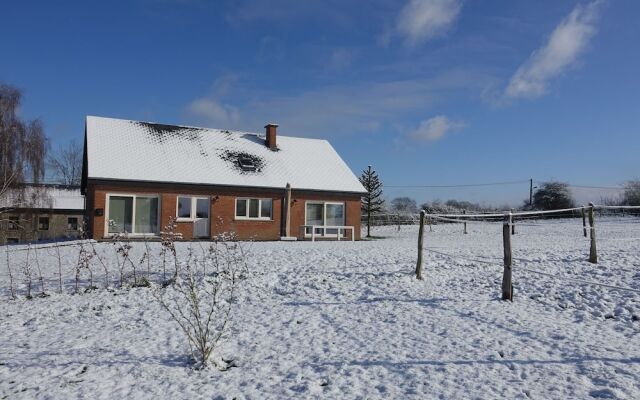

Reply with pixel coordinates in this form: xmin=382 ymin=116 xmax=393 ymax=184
xmin=33 ymin=245 xmax=47 ymax=297
xmin=140 ymin=235 xmax=152 ymax=283
xmin=5 ymin=245 xmax=16 ymax=299
xmin=78 ymin=223 xmax=111 ymax=289
xmin=152 ymin=234 xmax=248 ymax=369
xmin=23 ymin=245 xmax=34 ymax=299
xmin=54 ymin=242 xmax=63 ymax=294
xmin=160 ymin=217 xmax=179 ymax=284
xmin=111 ymin=232 xmax=135 ymax=287
xmin=76 ymin=241 xmax=95 ymax=293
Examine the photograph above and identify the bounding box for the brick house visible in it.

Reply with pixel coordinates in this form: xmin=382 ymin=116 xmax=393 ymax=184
xmin=81 ymin=116 xmax=366 ymax=241
xmin=0 ymin=184 xmax=84 ymax=244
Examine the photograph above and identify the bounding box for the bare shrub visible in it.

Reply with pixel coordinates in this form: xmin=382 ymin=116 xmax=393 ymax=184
xmin=54 ymin=242 xmax=63 ymax=293
xmin=76 ymin=241 xmax=95 ymax=293
xmin=140 ymin=235 xmax=152 ymax=282
xmin=160 ymin=217 xmax=179 ymax=284
xmin=5 ymin=245 xmax=16 ymax=299
xmin=152 ymin=234 xmax=248 ymax=369
xmin=79 ymin=223 xmax=111 ymax=289
xmin=111 ymin=232 xmax=135 ymax=287
xmin=33 ymin=245 xmax=47 ymax=297
xmin=23 ymin=245 xmax=34 ymax=299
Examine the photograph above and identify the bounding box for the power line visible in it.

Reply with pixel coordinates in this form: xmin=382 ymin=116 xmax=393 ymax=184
xmin=386 ymin=180 xmax=530 ymax=188
xmin=566 ymin=184 xmax=625 ymax=190
xmin=386 ymin=180 xmax=627 ymax=190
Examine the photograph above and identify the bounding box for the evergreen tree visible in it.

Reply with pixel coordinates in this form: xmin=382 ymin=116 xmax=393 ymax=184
xmin=359 ymin=165 xmax=384 ymax=237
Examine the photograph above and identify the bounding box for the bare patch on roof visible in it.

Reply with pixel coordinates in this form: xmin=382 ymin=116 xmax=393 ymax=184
xmin=219 ymin=150 xmax=265 ymax=174
xmin=133 ymin=121 xmax=203 ymax=143
xmin=133 ymin=121 xmax=209 ymax=156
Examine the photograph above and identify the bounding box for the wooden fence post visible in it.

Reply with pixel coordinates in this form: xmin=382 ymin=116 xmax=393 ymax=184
xmin=502 ymin=211 xmax=513 ymax=301
xmin=463 ymin=210 xmax=467 ymax=234
xmin=428 ymin=214 xmax=433 ymax=232
xmin=511 ymin=208 xmax=516 ymax=235
xmin=588 ymin=203 xmax=597 ymax=263
xmin=581 ymin=206 xmax=587 ymax=237
xmin=416 ymin=210 xmax=425 ymax=280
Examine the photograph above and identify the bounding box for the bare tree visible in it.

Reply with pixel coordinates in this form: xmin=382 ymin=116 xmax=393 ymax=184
xmin=391 ymin=197 xmax=418 ymax=214
xmin=48 ymin=140 xmax=82 ymax=186
xmin=532 ymin=181 xmax=575 ymax=210
xmin=622 ymin=180 xmax=640 ymax=206
xmin=1 ymin=83 xmax=49 ymax=243
xmin=0 ymin=83 xmax=48 ymax=188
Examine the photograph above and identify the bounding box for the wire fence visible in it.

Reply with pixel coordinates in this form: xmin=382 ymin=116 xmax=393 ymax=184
xmin=0 ymin=233 xmax=251 ymax=301
xmin=413 ymin=204 xmax=640 ymax=300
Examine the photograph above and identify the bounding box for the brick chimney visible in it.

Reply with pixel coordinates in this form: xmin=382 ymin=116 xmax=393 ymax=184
xmin=265 ymin=123 xmax=278 ymax=150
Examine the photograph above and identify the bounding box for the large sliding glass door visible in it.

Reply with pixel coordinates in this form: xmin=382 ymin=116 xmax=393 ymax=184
xmin=108 ymin=196 xmax=133 ymax=234
xmin=325 ymin=203 xmax=345 ymax=235
xmin=305 ymin=202 xmax=345 ymax=237
xmin=135 ymin=197 xmax=159 ymax=234
xmin=107 ymin=194 xmax=159 ymax=235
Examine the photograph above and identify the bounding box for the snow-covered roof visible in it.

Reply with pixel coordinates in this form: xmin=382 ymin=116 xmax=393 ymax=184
xmin=0 ymin=186 xmax=84 ymax=210
xmin=85 ymin=116 xmax=366 ymax=194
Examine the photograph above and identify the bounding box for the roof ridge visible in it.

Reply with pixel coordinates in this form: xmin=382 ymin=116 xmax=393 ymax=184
xmin=86 ymin=115 xmax=325 ymax=141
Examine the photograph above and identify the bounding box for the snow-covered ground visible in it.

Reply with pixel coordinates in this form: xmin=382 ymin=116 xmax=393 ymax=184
xmin=1 ymin=218 xmax=639 ymax=399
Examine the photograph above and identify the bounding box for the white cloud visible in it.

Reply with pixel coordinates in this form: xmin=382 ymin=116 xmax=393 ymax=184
xmin=506 ymin=1 xmax=603 ymax=99
xmin=409 ymin=115 xmax=465 ymax=142
xmin=328 ymin=47 xmax=358 ymax=71
xmin=185 ymin=98 xmax=240 ymax=128
xmin=396 ymin=0 xmax=462 ymax=46
xmin=183 ymin=69 xmax=488 ymax=138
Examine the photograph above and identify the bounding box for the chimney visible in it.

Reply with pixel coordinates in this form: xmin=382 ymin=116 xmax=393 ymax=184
xmin=265 ymin=123 xmax=278 ymax=150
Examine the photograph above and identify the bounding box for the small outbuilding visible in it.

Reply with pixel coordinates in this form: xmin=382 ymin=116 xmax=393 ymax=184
xmin=0 ymin=184 xmax=84 ymax=244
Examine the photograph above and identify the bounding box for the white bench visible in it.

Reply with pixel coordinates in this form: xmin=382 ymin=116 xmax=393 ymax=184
xmin=300 ymin=225 xmax=355 ymax=242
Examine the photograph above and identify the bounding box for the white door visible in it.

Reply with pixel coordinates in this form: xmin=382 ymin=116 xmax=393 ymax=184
xmin=193 ymin=198 xmax=210 ymax=238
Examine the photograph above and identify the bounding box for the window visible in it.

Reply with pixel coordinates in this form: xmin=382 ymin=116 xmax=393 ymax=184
xmin=68 ymin=217 xmax=79 ymax=230
xmin=107 ymin=194 xmax=159 ymax=235
xmin=238 ymin=157 xmax=256 ymax=171
xmin=38 ymin=217 xmax=49 ymax=231
xmin=8 ymin=217 xmax=19 ymax=230
xmin=305 ymin=202 xmax=345 ymax=236
xmin=177 ymin=196 xmax=192 ymax=219
xmin=176 ymin=196 xmax=209 ymax=220
xmin=235 ymin=198 xmax=272 ymax=220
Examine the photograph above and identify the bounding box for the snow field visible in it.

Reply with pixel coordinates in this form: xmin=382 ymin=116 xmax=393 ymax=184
xmin=1 ymin=218 xmax=639 ymax=399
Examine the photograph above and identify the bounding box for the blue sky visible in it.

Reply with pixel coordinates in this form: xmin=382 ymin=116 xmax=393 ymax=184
xmin=3 ymin=0 xmax=639 ymax=206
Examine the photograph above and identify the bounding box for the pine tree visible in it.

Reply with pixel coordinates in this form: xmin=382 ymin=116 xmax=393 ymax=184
xmin=359 ymin=165 xmax=384 ymax=238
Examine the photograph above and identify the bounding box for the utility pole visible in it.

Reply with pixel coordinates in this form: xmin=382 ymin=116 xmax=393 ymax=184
xmin=529 ymin=178 xmax=533 ymax=207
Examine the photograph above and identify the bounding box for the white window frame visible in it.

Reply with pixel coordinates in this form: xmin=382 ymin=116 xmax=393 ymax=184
xmin=304 ymin=201 xmax=346 ymax=237
xmin=104 ymin=193 xmax=160 ymax=237
xmin=176 ymin=196 xmax=210 ymax=221
xmin=235 ymin=198 xmax=273 ymax=220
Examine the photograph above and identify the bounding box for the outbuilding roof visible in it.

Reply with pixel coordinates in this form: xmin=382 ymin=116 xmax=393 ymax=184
xmin=0 ymin=185 xmax=84 ymax=211
xmin=84 ymin=116 xmax=366 ymax=194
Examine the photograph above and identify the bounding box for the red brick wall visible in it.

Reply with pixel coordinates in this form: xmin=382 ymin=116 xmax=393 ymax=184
xmin=289 ymin=192 xmax=361 ymax=241
xmin=86 ymin=181 xmax=361 ymax=241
